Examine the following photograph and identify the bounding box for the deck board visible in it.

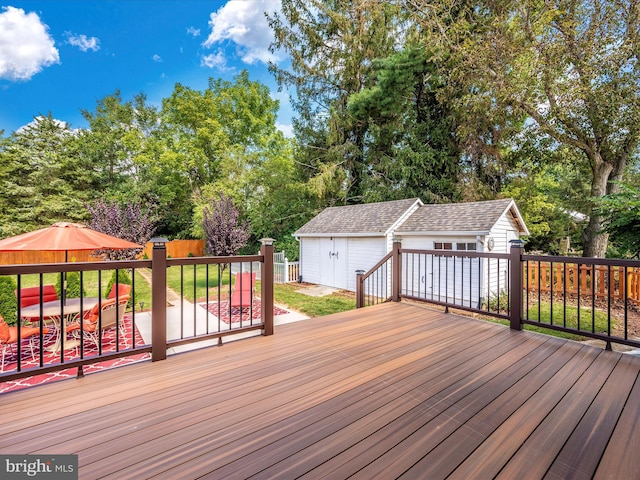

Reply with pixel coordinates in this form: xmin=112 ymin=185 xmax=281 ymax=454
xmin=2 ymin=301 xmax=640 ymax=479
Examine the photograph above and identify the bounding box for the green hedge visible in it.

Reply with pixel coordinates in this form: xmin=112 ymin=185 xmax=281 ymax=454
xmin=0 ymin=276 xmax=18 ymax=325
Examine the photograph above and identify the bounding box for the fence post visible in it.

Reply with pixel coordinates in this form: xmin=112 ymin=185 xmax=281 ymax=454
xmin=261 ymin=238 xmax=274 ymax=336
xmin=284 ymin=257 xmax=289 ymax=283
xmin=356 ymin=270 xmax=365 ymax=308
xmin=151 ymin=237 xmax=168 ymax=361
xmin=509 ymin=240 xmax=524 ymax=331
xmin=392 ymin=240 xmax=402 ymax=302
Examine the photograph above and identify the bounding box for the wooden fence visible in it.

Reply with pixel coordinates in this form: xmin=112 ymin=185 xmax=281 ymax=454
xmin=0 ymin=240 xmax=206 ymax=265
xmin=525 ymin=261 xmax=640 ymax=303
xmin=0 ymin=250 xmax=105 ymax=265
xmin=141 ymin=240 xmax=204 ymax=259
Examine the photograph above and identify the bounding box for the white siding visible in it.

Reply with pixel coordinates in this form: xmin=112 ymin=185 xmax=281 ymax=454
xmin=346 ymin=237 xmax=386 ymax=291
xmin=399 ymin=235 xmax=484 ymax=308
xmin=485 ymin=212 xmax=519 ymax=301
xmin=300 ymin=236 xmax=385 ymax=291
xmin=299 ymin=238 xmax=321 ymax=285
xmin=488 ymin=212 xmax=516 ymax=254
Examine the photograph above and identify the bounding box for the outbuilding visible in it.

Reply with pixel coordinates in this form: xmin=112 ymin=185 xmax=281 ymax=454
xmin=293 ymin=198 xmax=422 ymax=290
xmin=294 ymin=198 xmax=529 ymax=296
xmin=395 ymin=198 xmax=529 ymax=305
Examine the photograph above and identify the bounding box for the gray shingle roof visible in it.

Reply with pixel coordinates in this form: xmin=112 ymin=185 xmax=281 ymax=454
xmin=294 ymin=198 xmax=421 ymax=235
xmin=396 ymin=198 xmax=519 ymax=233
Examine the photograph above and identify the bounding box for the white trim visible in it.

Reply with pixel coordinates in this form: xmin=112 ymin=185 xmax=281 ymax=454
xmin=294 ymin=232 xmax=388 ymax=238
xmin=383 ymin=198 xmax=424 ymax=236
xmin=396 ymin=230 xmax=491 ymax=237
xmin=501 ymin=200 xmax=530 ymax=236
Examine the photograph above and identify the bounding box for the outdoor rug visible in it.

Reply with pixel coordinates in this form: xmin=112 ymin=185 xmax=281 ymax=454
xmin=200 ymin=299 xmax=289 ymax=324
xmin=0 ymin=314 xmax=149 ymax=394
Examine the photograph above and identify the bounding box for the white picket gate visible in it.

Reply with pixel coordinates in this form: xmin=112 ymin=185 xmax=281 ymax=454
xmin=274 ymin=251 xmax=300 ymax=284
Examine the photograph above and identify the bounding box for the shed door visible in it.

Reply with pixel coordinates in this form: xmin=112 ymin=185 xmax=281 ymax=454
xmin=319 ymin=237 xmax=348 ymax=289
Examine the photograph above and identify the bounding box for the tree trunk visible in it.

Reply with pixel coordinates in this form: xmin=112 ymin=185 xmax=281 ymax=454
xmin=583 ymin=215 xmax=609 ymax=258
xmin=583 ymin=160 xmax=614 ymax=258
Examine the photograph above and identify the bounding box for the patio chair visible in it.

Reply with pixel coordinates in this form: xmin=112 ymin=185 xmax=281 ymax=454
xmin=15 ymin=285 xmax=59 ymax=308
xmin=107 ymin=283 xmax=131 ymax=299
xmin=230 ymin=272 xmax=257 ymax=308
xmin=0 ymin=315 xmax=49 ymax=371
xmin=66 ymin=295 xmax=130 ymax=351
xmin=15 ymin=285 xmax=59 ymax=325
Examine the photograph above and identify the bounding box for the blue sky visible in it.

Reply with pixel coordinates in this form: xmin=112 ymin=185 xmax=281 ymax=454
xmin=0 ymin=0 xmax=293 ymax=136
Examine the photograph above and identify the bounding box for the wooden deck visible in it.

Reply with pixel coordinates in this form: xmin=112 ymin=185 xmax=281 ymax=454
xmin=2 ymin=302 xmax=640 ymax=479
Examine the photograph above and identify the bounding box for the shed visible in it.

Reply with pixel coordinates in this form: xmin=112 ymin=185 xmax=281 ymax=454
xmin=395 ymin=198 xmax=529 ymax=305
xmin=293 ymin=198 xmax=422 ymax=290
xmin=294 ymin=198 xmax=528 ymax=295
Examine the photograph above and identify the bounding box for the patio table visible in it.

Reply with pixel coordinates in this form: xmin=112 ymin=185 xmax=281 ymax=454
xmin=20 ymin=297 xmax=99 ymax=353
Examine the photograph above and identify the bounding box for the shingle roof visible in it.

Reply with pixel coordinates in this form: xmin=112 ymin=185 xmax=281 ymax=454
xmin=294 ymin=198 xmax=421 ymax=236
xmin=396 ymin=198 xmax=521 ymax=233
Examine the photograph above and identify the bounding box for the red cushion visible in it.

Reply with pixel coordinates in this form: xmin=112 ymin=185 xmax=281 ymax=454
xmin=15 ymin=285 xmax=58 ymax=308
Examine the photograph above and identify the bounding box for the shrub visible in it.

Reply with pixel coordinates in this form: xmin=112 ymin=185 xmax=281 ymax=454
xmin=0 ymin=276 xmax=17 ymax=325
xmin=55 ymin=271 xmax=88 ymax=300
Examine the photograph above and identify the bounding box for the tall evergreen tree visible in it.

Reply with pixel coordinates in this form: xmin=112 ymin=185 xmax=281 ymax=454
xmin=348 ymin=46 xmax=461 ymax=203
xmin=268 ymin=0 xmax=403 ymax=204
xmin=0 ymin=115 xmax=97 ymax=237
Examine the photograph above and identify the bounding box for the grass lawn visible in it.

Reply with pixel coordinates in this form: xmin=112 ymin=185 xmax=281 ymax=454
xmin=166 ymin=264 xmax=232 ymax=302
xmin=272 ymin=282 xmax=356 ymax=317
xmin=166 ymin=265 xmax=356 ymax=318
xmin=490 ymin=302 xmax=613 ymax=340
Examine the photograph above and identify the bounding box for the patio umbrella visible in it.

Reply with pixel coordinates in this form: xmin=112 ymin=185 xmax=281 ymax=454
xmin=0 ymin=222 xmax=143 ymax=300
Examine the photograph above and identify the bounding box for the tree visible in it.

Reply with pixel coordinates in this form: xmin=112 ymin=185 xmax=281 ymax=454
xmin=0 ymin=114 xmax=98 ymax=237
xmin=86 ymin=198 xmax=157 ymax=260
xmin=598 ymin=183 xmax=640 ymax=258
xmin=79 ymin=91 xmax=158 ymax=194
xmin=268 ymin=0 xmax=403 ymax=204
xmin=202 ymin=194 xmax=250 ymax=257
xmin=159 ymin=70 xmax=280 ymax=190
xmin=348 ymin=46 xmax=461 ymax=203
xmin=408 ymin=0 xmax=640 ymax=257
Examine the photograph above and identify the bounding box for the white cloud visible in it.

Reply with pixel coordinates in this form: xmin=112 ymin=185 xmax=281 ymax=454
xmin=201 ymin=50 xmax=229 ymax=70
xmin=202 ymin=0 xmax=284 ymax=65
xmin=152 ymin=54 xmax=162 ymax=62
xmin=276 ymin=122 xmax=293 ymax=138
xmin=17 ymin=115 xmax=70 ymax=134
xmin=0 ymin=6 xmax=59 ymax=81
xmin=187 ymin=26 xmax=200 ymax=37
xmin=67 ymin=33 xmax=100 ymax=52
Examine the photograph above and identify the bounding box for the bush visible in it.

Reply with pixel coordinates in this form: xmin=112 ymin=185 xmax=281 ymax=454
xmin=55 ymin=271 xmax=88 ymax=300
xmin=0 ymin=276 xmax=17 ymax=325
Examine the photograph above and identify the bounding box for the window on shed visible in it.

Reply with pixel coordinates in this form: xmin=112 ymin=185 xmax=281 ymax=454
xmin=456 ymin=242 xmax=477 ymax=251
xmin=434 ymin=242 xmax=452 ymax=250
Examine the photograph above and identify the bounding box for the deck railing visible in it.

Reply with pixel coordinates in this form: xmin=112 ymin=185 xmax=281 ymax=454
xmin=357 ymin=241 xmax=640 ymax=350
xmin=525 ymin=260 xmax=640 ymax=304
xmin=0 ymin=240 xmax=274 ymax=383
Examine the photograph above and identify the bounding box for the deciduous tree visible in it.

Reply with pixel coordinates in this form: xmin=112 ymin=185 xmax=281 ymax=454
xmin=408 ymin=0 xmax=640 ymax=257
xmin=86 ymin=198 xmax=157 ymax=260
xmin=202 ymin=194 xmax=250 ymax=257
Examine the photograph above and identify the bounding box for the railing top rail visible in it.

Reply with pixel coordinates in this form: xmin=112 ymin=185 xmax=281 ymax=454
xmin=0 ymin=259 xmax=151 ymax=275
xmin=167 ymin=254 xmax=263 ymax=267
xmin=361 ymin=250 xmax=393 ymax=281
xmin=523 ymin=254 xmax=640 ymax=267
xmin=400 ymin=248 xmax=509 ymax=260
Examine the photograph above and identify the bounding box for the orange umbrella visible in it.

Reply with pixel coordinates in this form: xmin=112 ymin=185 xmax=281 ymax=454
xmin=0 ymin=223 xmax=143 ymax=302
xmin=0 ymin=222 xmax=142 ymax=259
